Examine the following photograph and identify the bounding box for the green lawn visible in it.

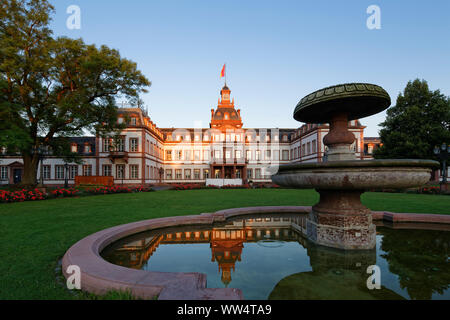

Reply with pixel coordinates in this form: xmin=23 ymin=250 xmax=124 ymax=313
xmin=0 ymin=188 xmax=449 ymax=299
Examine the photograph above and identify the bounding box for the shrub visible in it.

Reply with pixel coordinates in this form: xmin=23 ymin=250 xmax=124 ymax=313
xmin=0 ymin=188 xmax=47 ymax=203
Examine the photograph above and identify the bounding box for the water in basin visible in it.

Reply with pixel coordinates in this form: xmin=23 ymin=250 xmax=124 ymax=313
xmin=101 ymin=213 xmax=449 ymax=300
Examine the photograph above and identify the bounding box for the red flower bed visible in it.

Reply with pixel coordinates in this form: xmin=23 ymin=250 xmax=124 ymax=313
xmin=0 ymin=188 xmax=47 ymax=203
xmin=86 ymin=185 xmax=153 ymax=195
xmin=420 ymin=186 xmax=441 ymax=194
xmin=51 ymin=188 xmax=79 ymax=198
xmin=171 ymin=184 xmax=206 ymax=190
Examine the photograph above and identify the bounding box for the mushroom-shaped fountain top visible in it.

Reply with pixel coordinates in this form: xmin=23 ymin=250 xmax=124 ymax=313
xmin=294 ymin=83 xmax=391 ymax=123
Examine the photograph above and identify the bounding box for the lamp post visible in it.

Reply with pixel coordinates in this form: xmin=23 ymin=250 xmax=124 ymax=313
xmin=158 ymin=167 xmax=164 ymax=184
xmin=64 ymin=162 xmax=69 ymax=188
xmin=434 ymin=142 xmax=449 ymax=191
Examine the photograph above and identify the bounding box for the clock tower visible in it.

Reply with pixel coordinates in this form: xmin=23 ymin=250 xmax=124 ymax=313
xmin=210 ymin=85 xmax=243 ymax=130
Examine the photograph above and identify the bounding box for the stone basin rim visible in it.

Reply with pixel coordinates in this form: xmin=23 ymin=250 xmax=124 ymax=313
xmin=275 ymin=159 xmax=439 ymax=173
xmin=61 ymin=206 xmax=450 ymax=300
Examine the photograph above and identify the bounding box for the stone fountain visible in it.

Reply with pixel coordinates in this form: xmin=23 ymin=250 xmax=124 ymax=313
xmin=272 ymin=83 xmax=439 ymax=250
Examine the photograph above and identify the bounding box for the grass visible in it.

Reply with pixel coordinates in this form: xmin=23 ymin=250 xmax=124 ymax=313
xmin=0 ymin=188 xmax=449 ymax=300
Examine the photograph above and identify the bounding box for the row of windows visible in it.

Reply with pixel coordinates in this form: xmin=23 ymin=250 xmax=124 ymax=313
xmin=165 ymin=149 xmax=290 ymax=161
xmin=164 ymin=168 xmax=270 ymax=180
xmin=102 ymin=138 xmax=163 ymax=159
xmin=166 ymin=133 xmax=288 ymax=143
xmin=291 ymin=140 xmax=317 ymax=159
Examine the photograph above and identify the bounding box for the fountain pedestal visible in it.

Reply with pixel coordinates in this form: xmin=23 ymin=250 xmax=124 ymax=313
xmin=307 ymin=190 xmax=375 ymax=250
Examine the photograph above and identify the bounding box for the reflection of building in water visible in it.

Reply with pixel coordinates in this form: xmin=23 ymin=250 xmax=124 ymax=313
xmin=103 ymin=216 xmax=307 ymax=285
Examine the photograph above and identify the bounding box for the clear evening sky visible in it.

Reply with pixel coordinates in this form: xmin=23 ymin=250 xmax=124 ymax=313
xmin=50 ymin=0 xmax=450 ymax=136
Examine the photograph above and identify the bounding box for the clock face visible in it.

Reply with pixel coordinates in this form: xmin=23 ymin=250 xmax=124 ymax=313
xmin=223 ymin=93 xmax=230 ymax=100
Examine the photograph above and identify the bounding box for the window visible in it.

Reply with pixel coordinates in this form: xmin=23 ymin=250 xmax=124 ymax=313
xmin=185 ymin=169 xmax=191 ymax=180
xmin=116 ymin=138 xmax=125 ymax=152
xmin=130 ymin=117 xmax=137 ymax=126
xmin=83 ymin=165 xmax=92 ymax=176
xmin=203 ymin=150 xmax=210 ymax=160
xmin=214 ymin=169 xmax=221 ymax=178
xmin=103 ymin=139 xmax=110 ymax=152
xmin=246 ymin=150 xmax=252 ymax=160
xmin=71 ymin=144 xmax=78 ymax=153
xmin=166 ymin=169 xmax=172 ymax=180
xmin=43 ymin=165 xmax=51 ymax=180
xmin=55 ymin=165 xmax=65 ymax=179
xmin=130 ymin=138 xmax=139 ymax=152
xmin=194 ymin=169 xmax=200 ymax=179
xmin=247 ymin=169 xmax=252 ymax=179
xmin=225 ymin=150 xmax=231 ymax=159
xmin=194 ymin=150 xmax=200 ymax=160
xmin=307 ymin=142 xmax=311 ymax=155
xmin=0 ymin=166 xmax=8 ymax=180
xmin=255 ymin=168 xmax=261 ymax=179
xmin=175 ymin=169 xmax=182 ymax=180
xmin=166 ymin=150 xmax=172 ymax=161
xmin=282 ymin=135 xmax=288 ymax=142
xmin=146 ymin=165 xmax=150 ymax=179
xmin=130 ymin=165 xmax=139 ymax=179
xmin=118 ymin=117 xmax=124 ymax=124
xmin=84 ymin=144 xmax=91 ymax=153
xmin=103 ymin=165 xmax=112 ymax=176
xmin=116 ymin=165 xmax=125 ymax=179
xmin=203 ymin=169 xmax=210 ymax=179
xmin=302 ymin=144 xmax=306 ymax=156
xmin=235 ymin=169 xmax=241 ymax=179
xmin=266 ymin=150 xmax=271 ymax=160
xmin=194 ymin=135 xmax=200 ymax=142
xmin=235 ymin=150 xmax=242 ymax=159
xmin=256 ymin=150 xmax=261 ymax=161
xmin=69 ymin=165 xmax=78 ymax=179
xmin=185 ymin=150 xmax=191 ymax=161
xmin=312 ymin=140 xmax=317 ymax=153
xmin=214 ymin=150 xmax=221 ymax=159
xmin=282 ymin=150 xmax=289 ymax=161
xmin=274 ymin=150 xmax=279 ymax=160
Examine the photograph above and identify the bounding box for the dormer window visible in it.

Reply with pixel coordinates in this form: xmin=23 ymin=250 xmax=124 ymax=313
xmin=282 ymin=135 xmax=288 ymax=142
xmin=84 ymin=143 xmax=91 ymax=153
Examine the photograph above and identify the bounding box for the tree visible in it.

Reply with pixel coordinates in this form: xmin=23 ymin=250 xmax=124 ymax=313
xmin=374 ymin=79 xmax=450 ymax=160
xmin=0 ymin=0 xmax=150 ymax=185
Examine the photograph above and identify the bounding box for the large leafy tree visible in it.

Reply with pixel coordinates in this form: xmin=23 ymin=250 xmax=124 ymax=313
xmin=0 ymin=0 xmax=150 ymax=185
xmin=374 ymin=79 xmax=450 ymax=160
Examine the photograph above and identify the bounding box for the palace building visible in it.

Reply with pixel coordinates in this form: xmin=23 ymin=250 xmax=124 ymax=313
xmin=0 ymin=85 xmax=380 ymax=186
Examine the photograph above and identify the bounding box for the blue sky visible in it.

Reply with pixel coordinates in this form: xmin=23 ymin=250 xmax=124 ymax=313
xmin=50 ymin=0 xmax=450 ymax=136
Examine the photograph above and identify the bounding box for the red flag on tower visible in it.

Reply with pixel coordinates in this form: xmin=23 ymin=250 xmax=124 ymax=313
xmin=220 ymin=64 xmax=226 ymax=78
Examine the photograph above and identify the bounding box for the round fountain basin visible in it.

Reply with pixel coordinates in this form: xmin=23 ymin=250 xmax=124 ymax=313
xmin=272 ymin=159 xmax=439 ymax=190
